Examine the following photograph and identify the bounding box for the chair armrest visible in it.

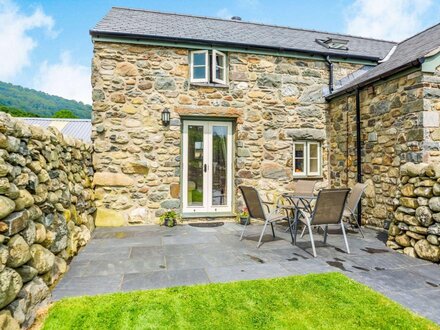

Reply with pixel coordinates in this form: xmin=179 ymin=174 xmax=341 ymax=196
xmin=277 ymin=205 xmax=295 ymax=210
xmin=261 ymin=201 xmax=273 ymax=213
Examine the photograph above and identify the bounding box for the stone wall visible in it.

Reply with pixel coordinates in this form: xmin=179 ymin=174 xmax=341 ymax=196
xmin=387 ymin=162 xmax=440 ymax=263
xmin=328 ymin=70 xmax=426 ymax=227
xmin=422 ymin=65 xmax=440 ymax=162
xmin=0 ymin=114 xmax=95 ymax=328
xmin=91 ymin=41 xmax=362 ymax=224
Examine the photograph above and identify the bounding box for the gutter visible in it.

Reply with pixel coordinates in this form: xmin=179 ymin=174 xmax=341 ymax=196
xmin=326 ymin=58 xmax=425 ymax=100
xmin=90 ymin=30 xmax=384 ymax=62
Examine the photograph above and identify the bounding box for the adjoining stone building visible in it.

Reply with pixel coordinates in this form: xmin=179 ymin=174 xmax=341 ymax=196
xmin=327 ymin=24 xmax=440 ymax=260
xmin=90 ymin=7 xmax=440 ymax=235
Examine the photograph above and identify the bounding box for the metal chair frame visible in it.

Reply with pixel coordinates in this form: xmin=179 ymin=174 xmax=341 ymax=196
xmin=239 ymin=186 xmax=294 ymax=248
xmin=293 ymin=188 xmax=350 ymax=257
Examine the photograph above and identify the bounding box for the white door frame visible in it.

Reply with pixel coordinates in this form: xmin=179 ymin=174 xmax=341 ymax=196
xmin=182 ymin=120 xmax=233 ymax=214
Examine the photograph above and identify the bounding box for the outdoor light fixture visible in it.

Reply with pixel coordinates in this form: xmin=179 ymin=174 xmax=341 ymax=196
xmin=161 ymin=108 xmax=170 ymax=126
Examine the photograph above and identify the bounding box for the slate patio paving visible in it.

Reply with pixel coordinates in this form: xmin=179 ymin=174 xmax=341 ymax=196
xmin=52 ymin=222 xmax=440 ymax=324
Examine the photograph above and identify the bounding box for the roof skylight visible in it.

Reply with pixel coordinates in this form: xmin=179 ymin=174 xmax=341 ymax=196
xmin=316 ymin=38 xmax=349 ymax=50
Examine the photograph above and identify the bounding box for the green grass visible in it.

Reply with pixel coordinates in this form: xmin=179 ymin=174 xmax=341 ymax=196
xmin=42 ymin=273 xmax=438 ymax=330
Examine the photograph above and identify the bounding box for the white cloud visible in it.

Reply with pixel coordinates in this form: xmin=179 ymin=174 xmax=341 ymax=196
xmin=34 ymin=52 xmax=91 ymax=104
xmin=216 ymin=8 xmax=233 ymax=19
xmin=345 ymin=0 xmax=433 ymax=41
xmin=0 ymin=0 xmax=54 ymax=80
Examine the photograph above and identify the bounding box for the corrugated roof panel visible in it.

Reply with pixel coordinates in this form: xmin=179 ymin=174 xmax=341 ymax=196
xmin=21 ymin=118 xmax=52 ymax=128
xmin=61 ymin=121 xmax=92 ymax=142
xmin=20 ymin=118 xmax=91 ymax=142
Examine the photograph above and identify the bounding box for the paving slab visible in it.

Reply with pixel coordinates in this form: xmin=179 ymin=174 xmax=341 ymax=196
xmin=121 ymin=269 xmax=210 ymax=291
xmin=53 ymin=274 xmax=123 ymax=300
xmin=52 ymin=222 xmax=440 ymax=324
xmin=205 ymin=262 xmax=291 ymax=283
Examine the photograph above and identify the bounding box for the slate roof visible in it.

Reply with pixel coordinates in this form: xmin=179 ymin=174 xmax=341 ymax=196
xmin=91 ymin=7 xmax=396 ymax=61
xmin=328 ymin=23 xmax=440 ymax=99
xmin=21 ymin=118 xmax=91 ymax=142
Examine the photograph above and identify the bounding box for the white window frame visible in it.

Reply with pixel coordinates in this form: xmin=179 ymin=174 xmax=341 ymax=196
xmin=307 ymin=142 xmax=321 ymax=176
xmin=212 ymin=50 xmax=227 ymax=84
xmin=190 ymin=50 xmax=209 ymax=83
xmin=293 ymin=142 xmax=307 ymax=177
xmin=292 ymin=141 xmax=322 ymax=177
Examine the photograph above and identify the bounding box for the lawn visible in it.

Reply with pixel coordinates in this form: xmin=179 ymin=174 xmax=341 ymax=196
xmin=42 ymin=273 xmax=438 ymax=330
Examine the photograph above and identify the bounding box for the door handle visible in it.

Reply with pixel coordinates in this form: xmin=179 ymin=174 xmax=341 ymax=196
xmin=204 ymin=164 xmax=207 ymax=172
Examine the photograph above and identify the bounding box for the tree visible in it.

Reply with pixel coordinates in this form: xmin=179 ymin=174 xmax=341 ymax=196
xmin=52 ymin=109 xmax=79 ymax=119
xmin=0 ymin=105 xmax=40 ymax=117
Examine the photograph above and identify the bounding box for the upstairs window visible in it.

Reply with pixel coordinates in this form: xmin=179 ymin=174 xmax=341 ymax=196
xmin=190 ymin=51 xmax=209 ymax=83
xmin=293 ymin=141 xmax=322 ymax=177
xmin=190 ymin=50 xmax=227 ymax=85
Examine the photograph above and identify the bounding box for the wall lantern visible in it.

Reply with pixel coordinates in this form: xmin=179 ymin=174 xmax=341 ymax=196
xmin=161 ymin=108 xmax=170 ymax=126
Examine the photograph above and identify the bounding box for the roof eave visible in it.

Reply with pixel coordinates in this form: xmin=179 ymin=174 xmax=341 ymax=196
xmin=326 ymin=57 xmax=425 ymax=101
xmin=89 ymin=30 xmax=383 ymax=62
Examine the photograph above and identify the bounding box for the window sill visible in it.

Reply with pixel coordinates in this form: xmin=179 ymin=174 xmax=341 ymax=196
xmin=190 ymin=82 xmax=229 ymax=88
xmin=292 ymin=175 xmax=324 ymax=179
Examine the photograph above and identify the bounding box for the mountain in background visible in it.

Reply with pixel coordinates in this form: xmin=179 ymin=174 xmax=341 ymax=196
xmin=0 ymin=81 xmax=91 ymax=119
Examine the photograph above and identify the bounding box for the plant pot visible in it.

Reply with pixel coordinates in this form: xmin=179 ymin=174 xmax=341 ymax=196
xmin=239 ymin=217 xmax=249 ymax=225
xmin=164 ymin=218 xmax=176 ymax=227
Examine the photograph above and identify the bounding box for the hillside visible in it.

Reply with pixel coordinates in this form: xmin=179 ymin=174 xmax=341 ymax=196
xmin=0 ymin=105 xmax=40 ymax=118
xmin=0 ymin=81 xmax=91 ymax=119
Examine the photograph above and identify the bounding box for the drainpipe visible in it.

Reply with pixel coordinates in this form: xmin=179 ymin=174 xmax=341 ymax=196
xmin=355 ymin=88 xmax=362 ymax=226
xmin=325 ymin=56 xmax=334 ymax=93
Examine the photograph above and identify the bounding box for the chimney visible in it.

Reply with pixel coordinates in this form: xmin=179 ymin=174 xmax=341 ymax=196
xmin=231 ymin=16 xmax=242 ymax=21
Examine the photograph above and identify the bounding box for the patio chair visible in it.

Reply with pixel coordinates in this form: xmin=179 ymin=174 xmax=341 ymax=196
xmin=239 ymin=186 xmax=294 ymax=248
xmin=294 ymin=188 xmax=350 ymax=257
xmin=290 ymin=180 xmax=317 ymax=203
xmin=284 ymin=180 xmax=317 ymax=232
xmin=343 ymin=183 xmax=367 ymax=238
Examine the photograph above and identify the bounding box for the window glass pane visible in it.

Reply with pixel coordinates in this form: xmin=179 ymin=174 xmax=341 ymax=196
xmin=309 ymin=144 xmax=318 ymax=158
xmin=295 ymin=159 xmax=304 ymax=173
xmin=294 ymin=144 xmax=305 ymax=173
xmin=215 ymin=54 xmax=224 ymax=67
xmin=309 ymin=159 xmax=318 ymax=173
xmin=193 ymin=67 xmax=206 ymax=79
xmin=294 ymin=144 xmax=304 ymax=159
xmin=216 ymin=67 xmax=224 ymax=81
xmin=193 ymin=53 xmax=206 ymax=66
xmin=187 ymin=125 xmax=204 ymax=206
xmin=212 ymin=126 xmax=228 ymax=206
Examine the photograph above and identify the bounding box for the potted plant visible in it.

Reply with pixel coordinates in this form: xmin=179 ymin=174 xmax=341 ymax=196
xmin=160 ymin=210 xmax=179 ymax=227
xmin=238 ymin=208 xmax=250 ymax=225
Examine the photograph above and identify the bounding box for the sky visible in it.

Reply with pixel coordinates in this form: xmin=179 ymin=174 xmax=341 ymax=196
xmin=1 ymin=0 xmax=439 ymax=105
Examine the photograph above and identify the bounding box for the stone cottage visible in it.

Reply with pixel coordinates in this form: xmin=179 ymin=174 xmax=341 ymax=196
xmin=90 ymin=7 xmax=440 ymax=233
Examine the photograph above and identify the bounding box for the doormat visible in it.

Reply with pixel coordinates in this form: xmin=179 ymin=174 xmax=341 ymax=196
xmin=189 ymin=222 xmax=224 ymax=228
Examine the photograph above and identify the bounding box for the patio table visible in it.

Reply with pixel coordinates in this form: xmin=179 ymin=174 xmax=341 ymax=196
xmin=281 ymin=193 xmax=317 ymax=243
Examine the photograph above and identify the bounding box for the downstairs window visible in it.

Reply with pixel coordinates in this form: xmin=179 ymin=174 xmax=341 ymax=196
xmin=293 ymin=141 xmax=322 ymax=177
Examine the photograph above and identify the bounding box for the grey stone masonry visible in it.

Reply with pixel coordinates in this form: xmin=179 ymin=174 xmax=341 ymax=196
xmin=0 ymin=113 xmax=95 ymax=328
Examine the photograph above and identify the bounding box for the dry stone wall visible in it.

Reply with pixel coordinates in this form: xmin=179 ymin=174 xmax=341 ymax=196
xmin=388 ymin=162 xmax=440 ymax=263
xmin=91 ymin=41 xmax=361 ymax=225
xmin=0 ymin=114 xmax=95 ymax=328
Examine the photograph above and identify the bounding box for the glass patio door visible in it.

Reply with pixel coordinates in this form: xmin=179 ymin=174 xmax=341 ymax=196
xmin=182 ymin=121 xmax=233 ymax=214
